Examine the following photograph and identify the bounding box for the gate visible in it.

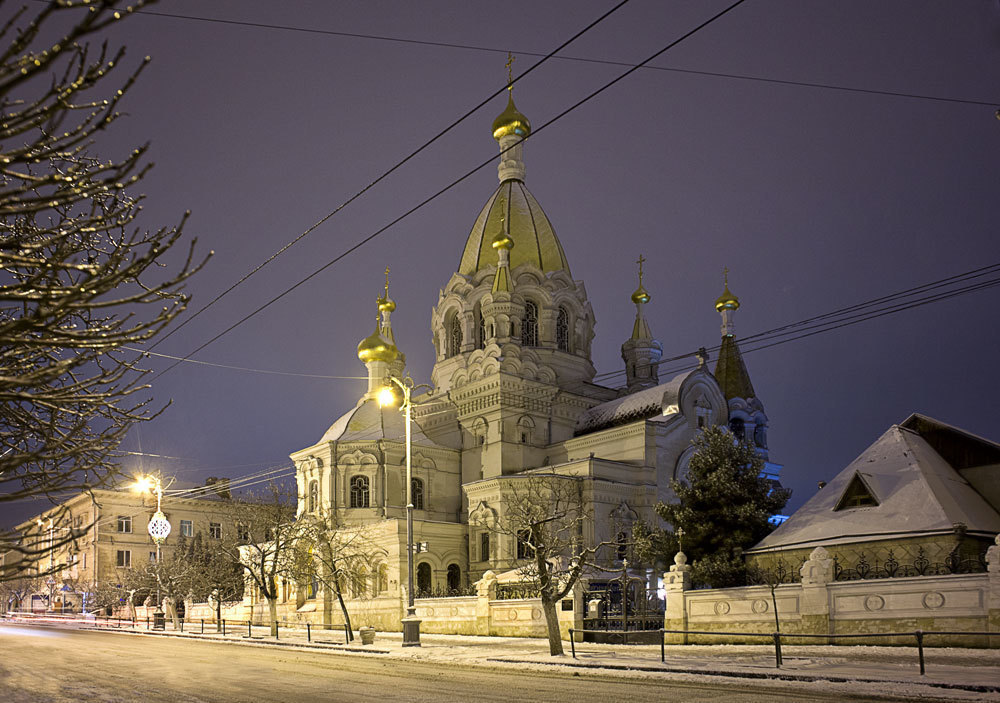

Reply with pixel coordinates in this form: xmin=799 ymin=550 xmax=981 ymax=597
xmin=582 ymin=567 xmax=664 ymax=644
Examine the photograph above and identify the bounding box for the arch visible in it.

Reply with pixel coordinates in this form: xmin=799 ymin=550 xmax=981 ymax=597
xmin=349 ymin=475 xmax=370 ymax=508
xmin=411 ymin=477 xmax=424 ymax=511
xmin=307 ymin=480 xmax=318 ymax=513
xmin=556 ymin=305 xmax=570 ymax=352
xmin=475 ymin=302 xmax=485 ymax=350
xmin=447 ymin=313 xmax=463 ymax=357
xmin=374 ymin=563 xmax=388 ymax=594
xmin=521 ymin=300 xmax=538 ymax=346
xmin=446 ymin=563 xmax=461 ymax=592
xmin=416 ymin=562 xmax=432 ymax=594
xmin=517 ymin=415 xmax=535 ymax=444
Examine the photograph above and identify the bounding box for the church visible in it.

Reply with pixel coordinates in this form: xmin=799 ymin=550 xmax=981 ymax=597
xmin=289 ymin=86 xmax=776 ymax=605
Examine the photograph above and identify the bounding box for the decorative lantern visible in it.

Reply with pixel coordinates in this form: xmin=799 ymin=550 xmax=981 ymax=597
xmin=147 ymin=510 xmax=171 ymax=544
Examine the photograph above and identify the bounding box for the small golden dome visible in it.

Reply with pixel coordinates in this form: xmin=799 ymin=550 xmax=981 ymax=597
xmin=631 ymin=285 xmax=650 ymax=305
xmin=357 ymin=319 xmax=397 ymax=363
xmin=715 ymin=284 xmax=740 ymax=311
xmin=492 ymin=94 xmax=531 ymax=141
xmin=377 ymin=295 xmax=396 ymax=313
xmin=491 ymin=230 xmax=514 ymax=250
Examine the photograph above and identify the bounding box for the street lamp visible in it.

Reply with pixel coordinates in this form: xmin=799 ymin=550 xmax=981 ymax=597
xmin=36 ymin=518 xmax=53 ymax=611
xmin=133 ymin=474 xmax=172 ymax=623
xmin=379 ymin=373 xmax=427 ymax=647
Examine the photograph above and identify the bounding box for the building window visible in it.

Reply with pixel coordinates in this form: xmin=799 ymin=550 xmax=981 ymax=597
xmin=350 ymin=475 xmax=370 ymax=508
xmin=447 ymin=563 xmax=461 ymax=592
xmin=447 ymin=314 xmax=463 ymax=357
xmin=74 ymin=514 xmax=83 ymax=528
xmin=416 ymin=562 xmax=432 ymax=594
xmin=411 ymin=478 xmax=424 ymax=511
xmin=308 ymin=480 xmax=318 ymax=513
xmin=209 ymin=522 xmax=221 ymax=539
xmin=180 ymin=520 xmax=193 ymax=538
xmin=516 ymin=529 xmax=532 ymax=560
xmin=352 ymin=569 xmax=367 ymax=598
xmin=476 ymin=304 xmax=485 ymax=349
xmin=149 ymin=551 xmax=157 ymax=562
xmin=237 ymin=523 xmax=250 ymax=543
xmin=117 ymin=515 xmax=132 ymax=533
xmin=480 ymin=531 xmax=491 ymax=561
xmin=116 ymin=550 xmax=131 ymax=568
xmin=556 ymin=306 xmax=570 ymax=352
xmin=375 ymin=564 xmax=388 ymax=594
xmin=729 ymin=417 xmax=745 ymax=442
xmin=521 ymin=301 xmax=538 ymax=347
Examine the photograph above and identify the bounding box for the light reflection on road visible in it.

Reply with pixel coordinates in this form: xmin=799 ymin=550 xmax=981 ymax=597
xmin=0 ymin=624 xmax=65 ymax=638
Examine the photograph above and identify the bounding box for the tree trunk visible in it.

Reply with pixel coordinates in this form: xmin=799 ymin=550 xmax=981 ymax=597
xmin=541 ymin=595 xmax=563 ymax=655
xmin=335 ymin=578 xmax=353 ymax=641
xmin=267 ymin=597 xmax=278 ymax=637
xmin=323 ymin=582 xmax=333 ymax=630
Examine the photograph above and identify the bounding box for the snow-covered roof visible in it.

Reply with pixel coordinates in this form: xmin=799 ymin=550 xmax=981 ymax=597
xmin=574 ymin=372 xmax=687 ymax=435
xmin=318 ymin=397 xmax=433 ymax=445
xmin=748 ymin=417 xmax=1000 ymax=553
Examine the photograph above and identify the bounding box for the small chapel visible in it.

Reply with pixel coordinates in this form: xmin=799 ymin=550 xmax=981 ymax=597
xmin=289 ymin=84 xmax=778 ymax=605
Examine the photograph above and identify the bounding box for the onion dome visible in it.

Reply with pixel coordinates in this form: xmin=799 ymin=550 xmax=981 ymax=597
xmin=357 ymin=316 xmax=397 ymax=363
xmin=377 ymin=295 xmax=396 ymax=313
xmin=631 ymin=284 xmax=650 ymax=305
xmin=715 ymin=283 xmax=740 ymax=311
xmin=492 ymin=94 xmax=531 ymax=141
xmin=491 ymin=229 xmax=514 ymax=251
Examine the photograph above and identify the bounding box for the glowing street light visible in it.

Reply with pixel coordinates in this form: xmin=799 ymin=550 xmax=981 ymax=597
xmin=379 ymin=373 xmax=428 ymax=647
xmin=133 ymin=474 xmax=171 ymax=626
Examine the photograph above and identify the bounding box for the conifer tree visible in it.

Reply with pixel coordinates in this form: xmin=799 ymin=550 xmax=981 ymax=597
xmin=652 ymin=425 xmax=790 ymax=587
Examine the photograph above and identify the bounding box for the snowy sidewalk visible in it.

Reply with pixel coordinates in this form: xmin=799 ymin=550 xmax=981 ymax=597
xmin=83 ymin=621 xmax=1000 ymax=696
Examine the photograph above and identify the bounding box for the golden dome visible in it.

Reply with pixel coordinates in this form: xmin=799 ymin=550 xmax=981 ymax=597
xmin=631 ymin=285 xmax=650 ymax=305
xmin=715 ymin=284 xmax=740 ymax=311
xmin=377 ymin=296 xmax=396 ymax=313
xmin=492 ymin=94 xmax=531 ymax=141
xmin=491 ymin=230 xmax=514 ymax=251
xmin=357 ymin=318 xmax=397 ymax=363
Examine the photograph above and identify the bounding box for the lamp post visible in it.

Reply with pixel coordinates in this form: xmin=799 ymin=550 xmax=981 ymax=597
xmin=35 ymin=518 xmax=54 ymax=611
xmin=378 ymin=374 xmax=425 ymax=647
xmin=134 ymin=475 xmax=172 ymax=623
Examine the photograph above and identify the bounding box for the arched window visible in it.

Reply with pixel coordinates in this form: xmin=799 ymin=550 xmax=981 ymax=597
xmin=754 ymin=424 xmax=767 ymax=449
xmin=411 ymin=478 xmax=424 ymax=511
xmin=447 ymin=314 xmax=463 ymax=357
xmin=476 ymin=304 xmax=485 ymax=349
xmin=416 ymin=562 xmax=432 ymax=594
xmin=308 ymin=480 xmax=318 ymax=513
xmin=729 ymin=417 xmax=746 ymax=442
xmin=374 ymin=563 xmax=388 ymax=594
xmin=447 ymin=564 xmax=461 ymax=592
xmin=349 ymin=475 xmax=369 ymax=508
xmin=556 ymin=306 xmax=570 ymax=352
xmin=352 ymin=568 xmax=367 ymax=598
xmin=521 ymin=301 xmax=538 ymax=346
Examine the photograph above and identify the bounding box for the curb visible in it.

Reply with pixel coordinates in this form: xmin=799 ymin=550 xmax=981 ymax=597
xmin=84 ymin=626 xmax=390 ymax=655
xmin=488 ymin=657 xmax=1000 ymax=694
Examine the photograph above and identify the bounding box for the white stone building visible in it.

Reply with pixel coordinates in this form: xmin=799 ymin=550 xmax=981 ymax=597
xmin=290 ymin=90 xmax=775 ymax=602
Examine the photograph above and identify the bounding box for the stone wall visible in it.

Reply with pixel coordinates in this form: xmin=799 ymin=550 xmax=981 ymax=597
xmin=663 ymin=536 xmax=1000 ymax=647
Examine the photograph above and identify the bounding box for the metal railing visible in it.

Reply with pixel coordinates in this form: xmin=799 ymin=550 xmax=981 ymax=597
xmin=568 ymin=627 xmax=998 ymax=676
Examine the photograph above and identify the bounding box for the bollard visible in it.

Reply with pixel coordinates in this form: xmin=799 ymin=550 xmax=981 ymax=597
xmin=344 ymin=623 xmax=350 ymax=643
xmin=275 ymin=620 xmax=278 ymax=640
xmin=915 ymin=630 xmax=925 ymax=676
xmin=222 ymin=619 xmax=226 ymax=636
xmin=201 ymin=619 xmax=204 ymax=634
xmin=146 ymin=616 xmax=149 ymax=630
xmin=569 ymin=629 xmax=576 ymax=659
xmin=773 ymin=632 xmax=783 ymax=668
xmin=180 ymin=618 xmax=184 ymax=632
xmin=660 ymin=630 xmax=665 ymax=663
xmin=307 ymin=623 xmax=311 ymax=643
xmin=248 ymin=620 xmax=252 ymax=638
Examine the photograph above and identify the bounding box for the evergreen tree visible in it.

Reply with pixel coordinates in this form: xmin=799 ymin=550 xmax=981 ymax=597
xmin=652 ymin=425 xmax=790 ymax=588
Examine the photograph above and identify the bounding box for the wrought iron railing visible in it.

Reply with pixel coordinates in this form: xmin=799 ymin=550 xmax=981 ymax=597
xmin=833 ymin=547 xmax=987 ymax=581
xmin=413 ymin=585 xmax=477 ymax=599
xmin=494 ymin=582 xmax=540 ymax=600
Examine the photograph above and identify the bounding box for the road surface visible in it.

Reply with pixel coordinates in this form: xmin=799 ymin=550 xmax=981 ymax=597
xmin=0 ymin=625 xmax=967 ymax=702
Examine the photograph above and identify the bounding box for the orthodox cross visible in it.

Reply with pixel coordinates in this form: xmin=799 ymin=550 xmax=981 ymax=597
xmin=384 ymin=265 xmax=391 ymax=298
xmin=723 ymin=265 xmax=729 ymax=287
xmin=636 ymin=254 xmax=646 ymax=285
xmin=506 ymin=52 xmax=515 ymax=91
xmin=676 ymin=526 xmax=685 ymax=552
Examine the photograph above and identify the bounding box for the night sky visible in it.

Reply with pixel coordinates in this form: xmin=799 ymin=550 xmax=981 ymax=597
xmin=5 ymin=0 xmax=999 ymax=528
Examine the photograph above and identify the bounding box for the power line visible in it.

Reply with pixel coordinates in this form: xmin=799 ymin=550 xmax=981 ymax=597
xmin=123 ymin=4 xmax=999 ymax=110
xmin=151 ymin=0 xmax=749 ymax=381
xmin=123 ymin=346 xmax=367 ymax=380
xmin=144 ymin=0 xmax=634 ymax=353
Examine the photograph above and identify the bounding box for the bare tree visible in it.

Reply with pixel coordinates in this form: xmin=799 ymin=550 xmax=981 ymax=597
xmin=0 ymin=0 xmax=207 ymax=579
xmin=218 ymin=484 xmax=296 ymax=636
xmin=181 ymin=532 xmax=244 ymax=632
xmin=289 ymin=509 xmax=386 ymax=640
xmin=0 ymin=570 xmax=39 ymax=613
xmin=492 ymin=474 xmax=612 ymax=656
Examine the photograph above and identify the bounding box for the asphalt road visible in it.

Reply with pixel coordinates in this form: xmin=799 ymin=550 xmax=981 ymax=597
xmin=0 ymin=626 xmax=961 ymax=702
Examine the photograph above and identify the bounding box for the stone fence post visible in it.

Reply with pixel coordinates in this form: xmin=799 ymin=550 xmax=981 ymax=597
xmin=987 ymin=534 xmax=1000 ymax=635
xmin=663 ymin=551 xmax=691 ymax=643
xmin=799 ymin=546 xmax=833 ymax=637
xmin=475 ymin=570 xmax=497 ymax=636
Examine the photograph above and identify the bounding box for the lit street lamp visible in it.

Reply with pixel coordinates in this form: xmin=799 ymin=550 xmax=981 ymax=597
xmin=133 ymin=475 xmax=172 ymax=624
xmin=378 ymin=374 xmax=428 ymax=647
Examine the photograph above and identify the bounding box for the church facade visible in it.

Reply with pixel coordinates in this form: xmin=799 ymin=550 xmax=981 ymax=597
xmin=289 ymin=90 xmax=775 ymax=603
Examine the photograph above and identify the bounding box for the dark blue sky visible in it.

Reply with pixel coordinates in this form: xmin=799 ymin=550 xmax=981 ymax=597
xmin=5 ymin=0 xmax=999 ymax=527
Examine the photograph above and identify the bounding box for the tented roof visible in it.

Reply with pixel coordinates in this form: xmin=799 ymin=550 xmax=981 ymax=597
xmin=318 ymin=398 xmax=433 ymax=446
